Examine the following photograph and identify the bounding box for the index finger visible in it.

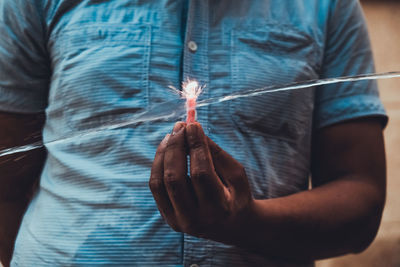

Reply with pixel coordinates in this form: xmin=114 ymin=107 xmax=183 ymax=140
xmin=149 ymin=134 xmax=175 ymax=221
xmin=163 ymin=122 xmax=197 ymax=216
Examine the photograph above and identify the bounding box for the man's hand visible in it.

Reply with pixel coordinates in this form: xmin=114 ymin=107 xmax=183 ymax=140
xmin=149 ymin=118 xmax=386 ymax=262
xmin=149 ymin=122 xmax=254 ymax=243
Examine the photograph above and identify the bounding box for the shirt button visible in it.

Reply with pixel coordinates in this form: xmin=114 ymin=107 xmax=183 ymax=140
xmin=190 ymin=264 xmax=199 ymax=267
xmin=188 ymin=41 xmax=198 ymax=53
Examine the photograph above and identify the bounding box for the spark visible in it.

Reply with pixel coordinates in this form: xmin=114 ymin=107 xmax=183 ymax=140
xmin=169 ymin=79 xmax=204 ymax=123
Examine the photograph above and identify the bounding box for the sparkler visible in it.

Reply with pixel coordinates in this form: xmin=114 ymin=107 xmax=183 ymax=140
xmin=169 ymin=79 xmax=204 ymax=123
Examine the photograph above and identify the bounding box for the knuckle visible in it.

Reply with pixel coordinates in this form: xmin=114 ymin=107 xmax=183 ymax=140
xmin=166 ymin=138 xmax=179 ymax=149
xmin=149 ymin=177 xmax=163 ymax=192
xmin=188 ymin=135 xmax=205 ymax=150
xmin=190 ymin=140 xmax=204 ymax=150
xmin=166 ymin=136 xmax=185 ymax=150
xmin=164 ymin=170 xmax=181 ymax=188
xmin=191 ymin=170 xmax=209 ymax=181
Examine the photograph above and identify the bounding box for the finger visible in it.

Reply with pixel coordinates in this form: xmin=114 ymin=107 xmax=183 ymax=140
xmin=164 ymin=122 xmax=197 ymax=217
xmin=207 ymin=136 xmax=249 ymax=190
xmin=149 ymin=133 xmax=177 ymax=226
xmin=186 ymin=123 xmax=226 ymax=204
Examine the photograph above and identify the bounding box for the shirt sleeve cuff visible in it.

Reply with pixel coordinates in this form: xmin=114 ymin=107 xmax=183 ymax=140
xmin=314 ymin=94 xmax=388 ymax=130
xmin=0 ymin=86 xmax=48 ymax=114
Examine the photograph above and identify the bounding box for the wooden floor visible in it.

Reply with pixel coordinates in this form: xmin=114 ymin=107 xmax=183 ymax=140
xmin=317 ymin=2 xmax=400 ymax=267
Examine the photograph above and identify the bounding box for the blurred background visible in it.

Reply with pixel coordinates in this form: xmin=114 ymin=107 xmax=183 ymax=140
xmin=317 ymin=1 xmax=400 ymax=266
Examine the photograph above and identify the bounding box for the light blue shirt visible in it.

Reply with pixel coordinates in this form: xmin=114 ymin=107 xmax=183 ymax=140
xmin=0 ymin=0 xmax=387 ymax=266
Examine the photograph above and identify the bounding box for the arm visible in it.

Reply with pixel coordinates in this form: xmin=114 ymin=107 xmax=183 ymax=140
xmin=0 ymin=112 xmax=46 ymax=267
xmin=150 ymin=119 xmax=386 ymax=262
xmin=246 ymin=117 xmax=386 ymax=261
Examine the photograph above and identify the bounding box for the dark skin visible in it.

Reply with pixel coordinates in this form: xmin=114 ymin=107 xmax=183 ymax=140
xmin=150 ymin=119 xmax=386 ymax=262
xmin=0 ymin=112 xmax=46 ymax=267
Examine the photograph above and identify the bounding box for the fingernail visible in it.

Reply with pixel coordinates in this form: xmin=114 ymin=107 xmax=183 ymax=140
xmin=172 ymin=122 xmax=184 ymax=136
xmin=162 ymin=134 xmax=170 ymax=145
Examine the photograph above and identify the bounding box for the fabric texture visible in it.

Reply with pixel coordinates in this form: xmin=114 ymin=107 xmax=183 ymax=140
xmin=0 ymin=0 xmax=387 ymax=266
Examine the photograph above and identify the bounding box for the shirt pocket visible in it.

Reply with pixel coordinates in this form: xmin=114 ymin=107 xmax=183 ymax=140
xmin=229 ymin=24 xmax=319 ymax=141
xmin=50 ymin=24 xmax=151 ymax=132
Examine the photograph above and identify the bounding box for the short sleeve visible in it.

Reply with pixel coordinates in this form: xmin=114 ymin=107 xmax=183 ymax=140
xmin=0 ymin=0 xmax=49 ymax=113
xmin=314 ymin=0 xmax=388 ymax=129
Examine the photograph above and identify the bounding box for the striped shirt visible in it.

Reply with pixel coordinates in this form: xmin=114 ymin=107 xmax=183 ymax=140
xmin=0 ymin=0 xmax=386 ymax=266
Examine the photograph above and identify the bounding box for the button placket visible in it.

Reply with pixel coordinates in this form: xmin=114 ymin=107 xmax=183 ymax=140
xmin=182 ymin=0 xmax=211 ymax=266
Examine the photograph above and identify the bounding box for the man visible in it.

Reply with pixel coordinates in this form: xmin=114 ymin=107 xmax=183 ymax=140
xmin=0 ymin=0 xmax=387 ymax=266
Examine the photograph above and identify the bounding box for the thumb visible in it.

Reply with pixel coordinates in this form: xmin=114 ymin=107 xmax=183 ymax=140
xmin=206 ymin=137 xmax=250 ymax=190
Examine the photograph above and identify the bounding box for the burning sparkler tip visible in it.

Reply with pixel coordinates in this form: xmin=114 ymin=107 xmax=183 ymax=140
xmin=180 ymin=79 xmax=204 ymax=123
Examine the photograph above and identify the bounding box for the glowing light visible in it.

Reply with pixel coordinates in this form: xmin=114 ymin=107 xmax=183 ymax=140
xmin=169 ymin=79 xmax=204 ymax=123
xmin=182 ymin=80 xmax=202 ymax=99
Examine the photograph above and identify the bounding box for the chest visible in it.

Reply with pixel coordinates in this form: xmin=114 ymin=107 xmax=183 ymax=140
xmin=45 ymin=0 xmax=325 ymax=140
